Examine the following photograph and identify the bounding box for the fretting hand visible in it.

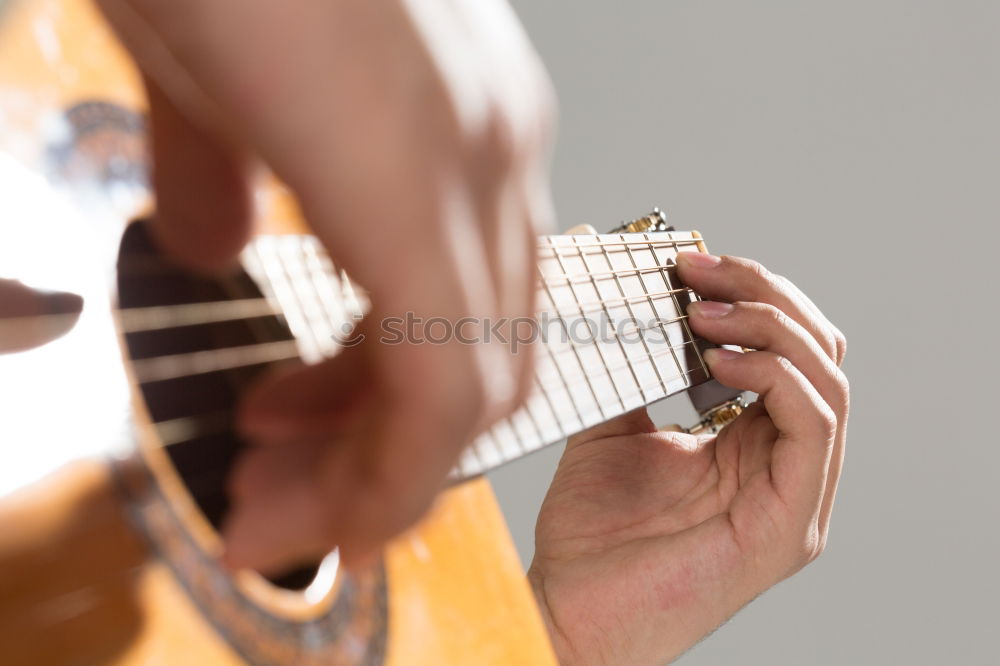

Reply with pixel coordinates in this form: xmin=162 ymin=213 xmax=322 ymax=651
xmin=95 ymin=0 xmax=555 ymax=572
xmin=529 ymin=253 xmax=848 ymax=665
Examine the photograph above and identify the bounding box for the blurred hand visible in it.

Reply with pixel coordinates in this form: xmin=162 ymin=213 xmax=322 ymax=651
xmin=529 ymin=253 xmax=848 ymax=665
xmin=0 ymin=279 xmax=83 ymax=354
xmin=95 ymin=0 xmax=555 ymax=571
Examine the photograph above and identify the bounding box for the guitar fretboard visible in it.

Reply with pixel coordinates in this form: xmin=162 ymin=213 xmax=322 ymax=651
xmin=236 ymin=231 xmax=713 ymax=479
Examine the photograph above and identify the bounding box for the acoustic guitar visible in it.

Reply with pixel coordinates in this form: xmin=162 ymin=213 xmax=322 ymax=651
xmin=0 ymin=1 xmax=744 ymax=663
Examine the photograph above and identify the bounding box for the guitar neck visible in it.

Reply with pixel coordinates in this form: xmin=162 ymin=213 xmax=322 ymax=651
xmin=238 ymin=230 xmax=715 ymax=479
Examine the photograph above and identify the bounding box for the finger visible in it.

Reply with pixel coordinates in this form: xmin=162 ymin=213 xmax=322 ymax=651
xmin=687 ymin=301 xmax=849 ymax=416
xmin=705 ymin=348 xmax=836 ymax=514
xmin=237 ymin=331 xmax=373 ymax=444
xmin=678 ymin=253 xmax=849 ymax=540
xmin=676 ymin=253 xmax=846 ymax=365
xmin=0 ymin=280 xmax=83 ymax=353
xmin=144 ymin=77 xmax=255 ymax=273
xmin=228 ymin=366 xmax=482 ymax=572
xmin=231 ymin=329 xmax=497 ymax=571
xmin=222 ymin=439 xmax=330 ymax=574
xmin=773 ymin=274 xmax=847 ymax=365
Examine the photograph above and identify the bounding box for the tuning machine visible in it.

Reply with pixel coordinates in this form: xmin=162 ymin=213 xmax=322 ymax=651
xmin=607 ymin=207 xmax=674 ymax=234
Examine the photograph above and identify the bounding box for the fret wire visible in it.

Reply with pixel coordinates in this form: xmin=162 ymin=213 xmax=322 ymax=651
xmin=523 ymin=383 xmax=561 ymax=444
xmin=461 ymin=433 xmax=489 ymax=478
xmin=507 ymin=412 xmax=532 ymax=457
xmin=501 ymin=377 xmax=548 ymax=457
xmin=279 ymin=239 xmax=334 ymax=359
xmin=538 ymin=260 xmax=608 ymax=422
xmin=303 ymin=240 xmax=365 ymax=349
xmin=634 ymin=234 xmax=687 ymax=384
xmin=492 ymin=408 xmax=529 ymax=460
xmin=544 ymin=238 xmax=623 ymax=416
xmin=647 ymin=233 xmax=710 ymax=379
xmin=300 ymin=239 xmax=347 ymax=351
xmin=609 ymin=235 xmax=669 ymax=400
xmin=572 ymin=235 xmax=648 ymax=405
xmin=248 ymin=241 xmax=320 ymax=363
xmin=533 ymin=297 xmax=590 ymax=431
xmin=509 ymin=405 xmax=543 ymax=457
xmin=552 ymin=237 xmax=630 ymax=413
xmin=531 ymin=373 xmax=570 ymax=440
xmin=621 ymin=240 xmax=685 ymax=390
xmin=480 ymin=425 xmax=509 ymax=467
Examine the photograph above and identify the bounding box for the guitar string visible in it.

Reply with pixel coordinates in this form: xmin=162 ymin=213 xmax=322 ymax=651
xmin=463 ymin=334 xmax=701 ymax=473
xmin=107 ymin=236 xmax=698 ymax=332
xmin=110 ymin=283 xmax=695 ymax=334
xmin=147 ymin=336 xmax=710 ymax=450
xmin=469 ymin=232 xmax=713 ymax=472
xmin=114 ymin=234 xmax=713 ymax=455
xmin=276 ymin=235 xmax=709 ymax=471
xmin=125 ymin=242 xmax=706 ymax=410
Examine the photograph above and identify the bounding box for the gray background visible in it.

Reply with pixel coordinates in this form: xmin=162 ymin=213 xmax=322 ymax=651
xmin=489 ymin=1 xmax=999 ymax=664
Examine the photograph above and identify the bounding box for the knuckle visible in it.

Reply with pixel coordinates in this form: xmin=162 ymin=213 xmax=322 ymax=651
xmin=833 ymin=370 xmax=851 ymax=411
xmin=832 ymin=327 xmax=848 ymax=364
xmin=728 ymin=256 xmax=782 ymax=296
xmin=818 ymin=333 xmax=839 ymax=363
xmin=760 ymin=303 xmax=792 ymax=331
xmin=746 ymin=257 xmax=775 ymax=285
xmin=479 ymin=111 xmax=520 ymax=168
xmin=815 ymin=402 xmax=839 ymax=440
xmin=770 ymin=353 xmax=796 ymax=376
xmin=783 ymin=524 xmax=825 ymax=570
xmin=800 ymin=527 xmax=826 ymax=565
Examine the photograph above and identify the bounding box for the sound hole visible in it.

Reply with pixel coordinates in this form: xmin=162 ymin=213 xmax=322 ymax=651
xmin=117 ymin=220 xmax=319 ymax=591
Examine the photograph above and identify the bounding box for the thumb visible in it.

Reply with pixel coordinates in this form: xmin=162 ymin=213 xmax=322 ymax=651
xmin=0 ymin=280 xmax=83 ymax=353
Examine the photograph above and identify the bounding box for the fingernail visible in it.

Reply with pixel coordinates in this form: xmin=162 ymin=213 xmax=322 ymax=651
xmin=677 ymin=252 xmax=722 ymax=269
xmin=704 ymin=347 xmax=743 ymax=364
xmin=689 ymin=301 xmax=733 ymax=319
xmin=45 ymin=290 xmax=83 ymax=316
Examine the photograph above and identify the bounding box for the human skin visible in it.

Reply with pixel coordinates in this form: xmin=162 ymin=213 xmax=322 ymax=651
xmin=530 ymin=251 xmax=849 ymax=665
xmin=0 ymin=279 xmax=82 ymax=353
xmin=93 ymin=0 xmax=556 ymax=572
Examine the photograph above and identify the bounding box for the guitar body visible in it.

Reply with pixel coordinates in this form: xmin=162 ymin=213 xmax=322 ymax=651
xmin=0 ymin=461 xmax=548 ymax=665
xmin=0 ymin=1 xmax=555 ymax=664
